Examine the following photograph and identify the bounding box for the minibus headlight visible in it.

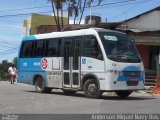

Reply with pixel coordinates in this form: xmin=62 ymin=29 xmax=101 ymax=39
xmin=107 ymin=70 xmax=121 ymax=75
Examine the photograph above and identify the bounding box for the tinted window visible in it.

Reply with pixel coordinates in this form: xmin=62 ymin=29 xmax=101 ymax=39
xmin=20 ymin=41 xmax=33 ymax=58
xmin=82 ymin=36 xmax=103 ymax=60
xmin=73 ymin=39 xmax=81 ymax=70
xmin=45 ymin=39 xmax=61 ymax=57
xmin=33 ymin=40 xmax=44 ymax=57
xmin=63 ymin=39 xmax=72 ymax=70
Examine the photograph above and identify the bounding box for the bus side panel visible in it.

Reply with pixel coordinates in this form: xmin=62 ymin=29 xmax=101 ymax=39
xmin=81 ymin=57 xmax=106 ymax=90
xmin=44 ymin=57 xmax=63 ymax=88
xmin=18 ymin=58 xmax=48 ymax=86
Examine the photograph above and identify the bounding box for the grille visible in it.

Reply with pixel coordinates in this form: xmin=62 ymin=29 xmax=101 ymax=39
xmin=123 ymin=71 xmax=141 ymax=77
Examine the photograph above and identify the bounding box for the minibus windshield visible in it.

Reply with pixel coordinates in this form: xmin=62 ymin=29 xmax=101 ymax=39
xmin=99 ymin=32 xmax=141 ymax=63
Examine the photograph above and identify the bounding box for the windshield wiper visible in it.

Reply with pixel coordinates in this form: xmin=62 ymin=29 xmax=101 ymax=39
xmin=116 ymin=55 xmax=128 ymax=59
xmin=108 ymin=55 xmax=128 ymax=60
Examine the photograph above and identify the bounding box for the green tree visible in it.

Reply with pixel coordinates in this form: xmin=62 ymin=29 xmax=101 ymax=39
xmin=13 ymin=57 xmax=18 ymax=68
xmin=0 ymin=60 xmax=10 ymax=80
xmin=68 ymin=0 xmax=79 ymax=25
xmin=48 ymin=0 xmax=67 ymax=31
xmin=79 ymin=0 xmax=103 ymax=24
xmin=47 ymin=0 xmax=104 ymax=30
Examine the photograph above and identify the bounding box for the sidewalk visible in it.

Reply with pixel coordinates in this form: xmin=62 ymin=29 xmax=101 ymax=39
xmin=132 ymin=87 xmax=160 ymax=97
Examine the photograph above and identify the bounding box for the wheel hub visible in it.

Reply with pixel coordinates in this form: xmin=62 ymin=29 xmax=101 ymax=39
xmin=88 ymin=84 xmax=97 ymax=94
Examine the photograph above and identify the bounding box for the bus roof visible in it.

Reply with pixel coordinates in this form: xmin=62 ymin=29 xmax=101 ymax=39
xmin=22 ymin=28 xmax=125 ymax=41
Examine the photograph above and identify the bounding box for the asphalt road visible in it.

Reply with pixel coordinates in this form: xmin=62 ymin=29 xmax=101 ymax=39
xmin=0 ymin=81 xmax=160 ymax=115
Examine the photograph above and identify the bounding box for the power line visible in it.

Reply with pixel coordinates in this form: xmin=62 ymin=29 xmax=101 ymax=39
xmin=0 ymin=5 xmax=52 ymax=13
xmin=0 ymin=0 xmax=101 ymax=13
xmin=0 ymin=11 xmax=53 ymax=18
xmin=0 ymin=52 xmax=18 ymax=57
xmin=0 ymin=0 xmax=158 ymax=19
xmin=0 ymin=0 xmax=158 ymax=16
xmin=0 ymin=40 xmax=20 ymax=49
xmin=0 ymin=47 xmax=18 ymax=54
xmin=0 ymin=50 xmax=18 ymax=57
xmin=106 ymin=0 xmax=160 ymax=19
xmin=0 ymin=44 xmax=19 ymax=49
xmin=1 ymin=41 xmax=20 ymax=48
xmin=0 ymin=42 xmax=19 ymax=44
xmin=0 ymin=39 xmax=20 ymax=54
xmin=95 ymin=0 xmax=159 ymax=9
xmin=0 ymin=0 xmax=157 ymax=19
xmin=0 ymin=0 xmax=137 ymax=18
xmin=0 ymin=38 xmax=20 ymax=43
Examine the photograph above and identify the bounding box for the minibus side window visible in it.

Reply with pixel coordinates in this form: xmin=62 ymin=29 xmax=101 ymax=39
xmin=20 ymin=41 xmax=33 ymax=58
xmin=82 ymin=36 xmax=103 ymax=60
xmin=73 ymin=37 xmax=82 ymax=70
xmin=33 ymin=40 xmax=44 ymax=57
xmin=45 ymin=39 xmax=61 ymax=57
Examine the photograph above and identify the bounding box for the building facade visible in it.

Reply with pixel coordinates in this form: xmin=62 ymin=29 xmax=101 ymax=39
xmin=118 ymin=6 xmax=160 ymax=86
xmin=127 ymin=31 xmax=159 ymax=70
xmin=23 ymin=13 xmax=68 ymax=35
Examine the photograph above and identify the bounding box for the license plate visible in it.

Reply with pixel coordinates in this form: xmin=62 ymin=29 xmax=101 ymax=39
xmin=129 ymin=78 xmax=137 ymax=81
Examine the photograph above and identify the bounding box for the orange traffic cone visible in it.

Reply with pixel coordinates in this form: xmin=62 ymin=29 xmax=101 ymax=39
xmin=152 ymin=74 xmax=160 ymax=94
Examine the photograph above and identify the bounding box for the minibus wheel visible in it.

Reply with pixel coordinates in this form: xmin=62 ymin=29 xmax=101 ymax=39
xmin=115 ymin=90 xmax=132 ymax=98
xmin=35 ymin=76 xmax=52 ymax=93
xmin=84 ymin=79 xmax=102 ymax=99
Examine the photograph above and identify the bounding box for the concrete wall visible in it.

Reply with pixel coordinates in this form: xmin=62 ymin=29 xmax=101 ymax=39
xmin=23 ymin=13 xmax=68 ymax=35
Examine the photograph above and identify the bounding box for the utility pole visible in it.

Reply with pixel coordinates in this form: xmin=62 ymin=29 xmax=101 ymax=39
xmin=89 ymin=0 xmax=92 ymax=24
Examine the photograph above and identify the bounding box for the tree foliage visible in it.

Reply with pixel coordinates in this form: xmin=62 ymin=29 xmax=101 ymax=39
xmin=0 ymin=60 xmax=10 ymax=80
xmin=0 ymin=57 xmax=18 ymax=80
xmin=13 ymin=57 xmax=18 ymax=68
xmin=47 ymin=0 xmax=103 ymax=31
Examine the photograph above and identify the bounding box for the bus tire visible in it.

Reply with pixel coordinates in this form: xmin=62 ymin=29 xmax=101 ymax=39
xmin=115 ymin=90 xmax=132 ymax=98
xmin=35 ymin=76 xmax=52 ymax=93
xmin=84 ymin=79 xmax=102 ymax=99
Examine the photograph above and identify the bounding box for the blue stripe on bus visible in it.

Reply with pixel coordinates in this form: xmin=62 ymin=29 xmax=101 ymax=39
xmin=22 ymin=35 xmax=37 ymax=41
xmin=123 ymin=66 xmax=140 ymax=71
xmin=117 ymin=66 xmax=144 ymax=81
xmin=17 ymin=58 xmax=49 ymax=87
xmin=18 ymin=71 xmax=48 ymax=86
xmin=19 ymin=58 xmax=42 ymax=70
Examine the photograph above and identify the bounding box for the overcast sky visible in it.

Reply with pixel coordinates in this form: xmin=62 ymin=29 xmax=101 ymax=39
xmin=0 ymin=0 xmax=160 ymax=62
